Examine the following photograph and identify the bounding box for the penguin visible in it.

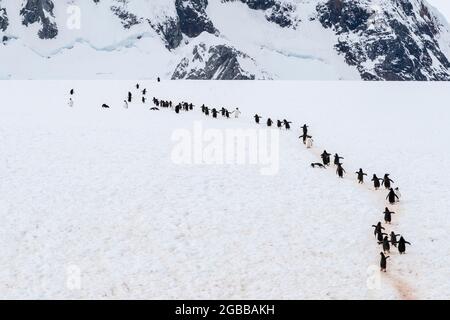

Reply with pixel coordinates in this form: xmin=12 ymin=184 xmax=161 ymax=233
xmin=277 ymin=120 xmax=283 ymax=129
xmin=142 ymin=88 xmax=147 ymax=95
xmin=383 ymin=207 xmax=395 ymax=224
xmin=334 ymin=153 xmax=344 ymax=166
xmin=157 ymin=77 xmax=161 ymax=82
xmin=189 ymin=103 xmax=193 ymax=110
xmin=101 ymin=104 xmax=110 ymax=109
xmin=378 ymin=235 xmax=391 ymax=253
xmin=382 ymin=174 xmax=394 ymax=189
xmin=390 ymin=231 xmax=401 ymax=247
xmin=380 ymin=252 xmax=390 ymax=272
xmin=372 ymin=174 xmax=382 ymax=190
xmin=355 ymin=169 xmax=367 ymax=184
xmin=398 ymin=237 xmax=411 ymax=254
xmin=386 ymin=188 xmax=399 ymax=204
xmin=225 ymin=110 xmax=230 ymax=118
xmin=136 ymin=83 xmax=140 ymax=90
xmin=70 ymin=89 xmax=74 ymax=95
xmin=267 ymin=118 xmax=273 ymax=127
xmin=123 ymin=100 xmax=128 ymax=109
xmin=212 ymin=108 xmax=218 ymax=118
xmin=128 ymin=92 xmax=132 ymax=103
xmin=142 ymin=96 xmax=146 ymax=104
xmin=306 ymin=137 xmax=313 ymax=148
xmin=254 ymin=114 xmax=262 ymax=124
xmin=372 ymin=222 xmax=385 ymax=237
xmin=321 ymin=150 xmax=331 ymax=166
xmin=175 ymin=105 xmax=180 ymax=114
xmin=205 ymin=107 xmax=210 ymax=116
xmin=301 ymin=124 xmax=308 ymax=135
xmin=283 ymin=120 xmax=292 ymax=130
xmin=336 ymin=163 xmax=346 ymax=178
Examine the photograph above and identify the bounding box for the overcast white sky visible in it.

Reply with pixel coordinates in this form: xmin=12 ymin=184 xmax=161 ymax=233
xmin=427 ymin=0 xmax=450 ymax=22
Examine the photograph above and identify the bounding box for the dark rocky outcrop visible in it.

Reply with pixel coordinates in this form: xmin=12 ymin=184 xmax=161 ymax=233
xmin=317 ymin=0 xmax=450 ymax=80
xmin=20 ymin=0 xmax=58 ymax=39
xmin=175 ymin=0 xmax=216 ymax=37
xmin=172 ymin=43 xmax=256 ymax=79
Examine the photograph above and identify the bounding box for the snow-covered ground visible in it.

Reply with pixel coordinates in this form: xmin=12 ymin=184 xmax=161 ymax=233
xmin=0 ymin=81 xmax=449 ymax=299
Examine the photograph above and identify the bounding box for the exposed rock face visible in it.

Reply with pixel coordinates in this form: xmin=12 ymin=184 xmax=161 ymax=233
xmin=317 ymin=0 xmax=450 ymax=80
xmin=175 ymin=0 xmax=216 ymax=37
xmin=172 ymin=43 xmax=258 ymax=79
xmin=20 ymin=0 xmax=58 ymax=39
xmin=0 ymin=5 xmax=8 ymax=32
xmin=111 ymin=5 xmax=141 ymax=29
xmin=148 ymin=17 xmax=183 ymax=50
xmin=222 ymin=0 xmax=299 ymax=28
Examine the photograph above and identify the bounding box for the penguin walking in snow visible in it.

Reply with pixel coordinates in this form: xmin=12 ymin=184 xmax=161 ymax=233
xmin=378 ymin=235 xmax=391 ymax=253
xmin=398 ymin=237 xmax=411 ymax=254
xmin=142 ymin=96 xmax=146 ymax=104
xmin=386 ymin=188 xmax=399 ymax=205
xmin=372 ymin=222 xmax=385 ymax=238
xmin=383 ymin=207 xmax=395 ymax=224
xmin=70 ymin=89 xmax=74 ymax=95
xmin=128 ymin=92 xmax=132 ymax=103
xmin=254 ymin=114 xmax=262 ymax=124
xmin=355 ymin=168 xmax=368 ymax=184
xmin=306 ymin=137 xmax=314 ymax=148
xmin=136 ymin=83 xmax=140 ymax=90
xmin=321 ymin=150 xmax=331 ymax=166
xmin=301 ymin=124 xmax=308 ymax=136
xmin=175 ymin=104 xmax=181 ymax=114
xmin=267 ymin=118 xmax=273 ymax=127
xmin=277 ymin=120 xmax=283 ymax=129
xmin=390 ymin=231 xmax=401 ymax=247
xmin=211 ymin=108 xmax=218 ymax=118
xmin=142 ymin=88 xmax=147 ymax=95
xmin=225 ymin=110 xmax=230 ymax=118
xmin=157 ymin=77 xmax=161 ymax=82
xmin=372 ymin=174 xmax=383 ymax=190
xmin=283 ymin=120 xmax=292 ymax=130
xmin=336 ymin=163 xmax=346 ymax=178
xmin=380 ymin=252 xmax=390 ymax=272
xmin=382 ymin=174 xmax=394 ymax=189
xmin=334 ymin=153 xmax=344 ymax=166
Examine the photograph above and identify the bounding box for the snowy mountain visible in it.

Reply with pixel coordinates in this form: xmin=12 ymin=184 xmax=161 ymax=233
xmin=1 ymin=0 xmax=450 ymax=80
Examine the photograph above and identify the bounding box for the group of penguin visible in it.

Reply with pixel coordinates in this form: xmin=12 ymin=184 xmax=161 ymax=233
xmin=69 ymin=81 xmax=412 ymax=273
xmin=310 ymin=127 xmax=411 ymax=272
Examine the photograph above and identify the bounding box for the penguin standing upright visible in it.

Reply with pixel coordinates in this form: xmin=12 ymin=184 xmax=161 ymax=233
xmin=355 ymin=169 xmax=367 ymax=184
xmin=254 ymin=114 xmax=262 ymax=124
xmin=267 ymin=118 xmax=273 ymax=127
xmin=394 ymin=187 xmax=402 ymax=202
xmin=70 ymin=89 xmax=74 ymax=95
xmin=383 ymin=207 xmax=395 ymax=224
xmin=142 ymin=96 xmax=146 ymax=104
xmin=283 ymin=120 xmax=292 ymax=130
xmin=336 ymin=163 xmax=346 ymax=178
xmin=301 ymin=124 xmax=308 ymax=135
xmin=398 ymin=237 xmax=411 ymax=254
xmin=372 ymin=222 xmax=385 ymax=237
xmin=382 ymin=174 xmax=394 ymax=189
xmin=390 ymin=231 xmax=400 ymax=247
xmin=380 ymin=252 xmax=390 ymax=272
xmin=212 ymin=108 xmax=218 ymax=118
xmin=277 ymin=120 xmax=283 ymax=129
xmin=128 ymin=92 xmax=132 ymax=103
xmin=321 ymin=150 xmax=331 ymax=166
xmin=379 ymin=236 xmax=391 ymax=253
xmin=334 ymin=153 xmax=344 ymax=165
xmin=372 ymin=174 xmax=382 ymax=190
xmin=386 ymin=188 xmax=399 ymax=204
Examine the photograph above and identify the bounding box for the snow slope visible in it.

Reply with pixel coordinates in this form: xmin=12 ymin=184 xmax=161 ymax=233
xmin=0 ymin=81 xmax=449 ymax=299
